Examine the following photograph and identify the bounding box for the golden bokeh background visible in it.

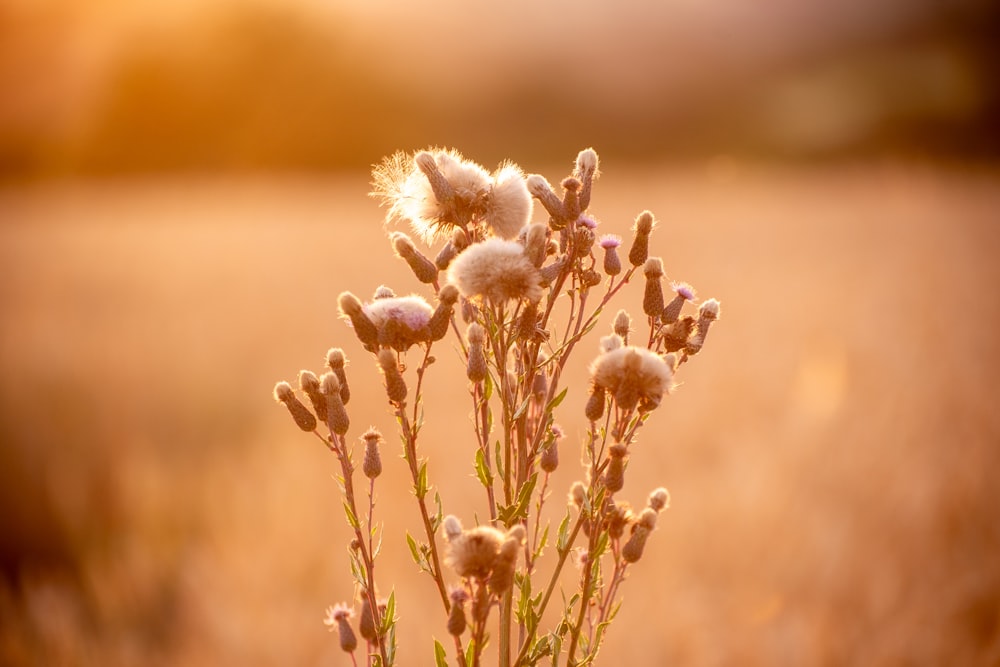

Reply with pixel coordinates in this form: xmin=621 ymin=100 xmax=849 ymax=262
xmin=1 ymin=1 xmax=998 ymax=665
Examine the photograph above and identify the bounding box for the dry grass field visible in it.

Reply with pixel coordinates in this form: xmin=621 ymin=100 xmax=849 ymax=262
xmin=1 ymin=161 xmax=998 ymax=665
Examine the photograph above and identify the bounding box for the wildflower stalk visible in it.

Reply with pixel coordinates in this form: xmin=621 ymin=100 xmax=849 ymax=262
xmin=313 ymin=430 xmax=390 ymax=667
xmin=392 ymin=344 xmax=451 ymax=613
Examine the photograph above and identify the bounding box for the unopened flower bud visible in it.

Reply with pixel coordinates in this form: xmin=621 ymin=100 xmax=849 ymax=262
xmin=600 ymin=235 xmax=622 ymax=276
xmin=524 ymin=222 xmax=548 ymax=268
xmin=428 ymin=284 xmax=459 ymax=341
xmin=574 ymin=148 xmax=599 ymax=211
xmin=628 ymin=211 xmax=656 ymax=267
xmin=361 ymin=427 xmax=383 ymax=479
xmin=415 ymin=150 xmax=456 ymax=208
xmin=377 ymin=349 xmax=407 ymax=404
xmin=622 ymin=525 xmax=650 ymax=563
xmin=273 ymin=381 xmax=317 ymax=432
xmin=435 ymin=240 xmax=458 ymax=271
xmin=321 ymin=372 xmax=350 ymax=435
xmin=642 ymin=257 xmax=665 ymax=318
xmin=686 ymin=299 xmax=720 ymax=356
xmin=359 ymin=592 xmax=378 ymax=642
xmin=661 ymin=316 xmax=696 ymax=353
xmin=460 ymin=296 xmax=478 ymax=324
xmin=298 ymin=370 xmax=327 ymax=423
xmin=605 ymin=443 xmax=627 ymax=493
xmin=561 ymin=177 xmax=581 ymax=223
xmin=585 ymin=385 xmax=606 ymax=422
xmin=325 ymin=605 xmax=358 ymax=653
xmin=338 ymin=292 xmax=379 ymax=349
xmin=443 ymin=515 xmax=464 ymax=541
xmin=466 ymin=323 xmax=487 ymax=383
xmin=613 ymin=310 xmax=632 ymax=342
xmin=662 ymin=283 xmax=695 ymax=324
xmin=391 ymin=231 xmax=439 ymax=284
xmin=325 ymin=348 xmax=350 ymax=405
xmin=569 ymin=481 xmax=587 ymax=508
xmin=540 ymin=439 xmax=559 ymax=473
xmin=648 ymin=487 xmax=670 ymax=512
xmin=538 ymin=255 xmax=566 ymax=287
xmin=447 ymin=595 xmax=468 ymax=636
xmin=526 ymin=174 xmax=566 ymax=225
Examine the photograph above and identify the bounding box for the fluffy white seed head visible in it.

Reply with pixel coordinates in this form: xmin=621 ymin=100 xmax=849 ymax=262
xmin=447 ymin=239 xmax=543 ymax=304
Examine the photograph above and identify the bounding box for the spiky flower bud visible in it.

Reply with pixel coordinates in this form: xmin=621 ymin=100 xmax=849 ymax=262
xmin=663 ymin=282 xmax=695 ymax=324
xmin=574 ymin=147 xmax=599 ymax=211
xmin=434 ymin=240 xmax=458 ymax=271
xmin=377 ymin=349 xmax=407 ymax=404
xmin=613 ymin=310 xmax=632 ymax=342
xmin=648 ymin=487 xmax=671 ymax=512
xmin=540 ymin=438 xmax=559 ymax=473
xmin=361 ymin=427 xmax=383 ymax=479
xmin=585 ymin=385 xmax=606 ymax=422
xmin=643 ymin=257 xmax=665 ymax=318
xmin=524 ymin=222 xmax=548 ymax=268
xmin=391 ymin=231 xmax=439 ymax=284
xmin=569 ymin=481 xmax=587 ymax=508
xmin=358 ymin=592 xmax=378 ymax=642
xmin=428 ymin=284 xmax=459 ymax=341
xmin=325 ymin=348 xmax=350 ymax=405
xmin=607 ymin=500 xmax=632 ymax=539
xmin=621 ymin=525 xmax=650 ymax=563
xmin=447 ymin=588 xmax=469 ymax=636
xmin=605 ymin=443 xmax=627 ymax=493
xmin=273 ymin=381 xmax=317 ymax=432
xmin=561 ymin=177 xmax=581 ymax=223
xmin=538 ymin=255 xmax=566 ymax=287
xmin=414 ymin=150 xmax=456 ymax=209
xmin=466 ymin=323 xmax=487 ymax=383
xmin=324 ymin=604 xmax=358 ymax=653
xmin=686 ymin=298 xmax=721 ymax=356
xmin=298 ymin=370 xmax=327 ymax=423
xmin=661 ymin=316 xmax=696 ymax=353
xmin=628 ymin=210 xmax=656 ymax=267
xmin=526 ymin=174 xmax=566 ymax=225
xmin=321 ymin=372 xmax=350 ymax=435
xmin=600 ymin=235 xmax=622 ymax=276
xmin=443 ymin=515 xmax=463 ymax=541
xmin=338 ymin=292 xmax=379 ymax=349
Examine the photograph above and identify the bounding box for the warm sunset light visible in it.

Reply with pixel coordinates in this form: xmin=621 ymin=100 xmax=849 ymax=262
xmin=1 ymin=1 xmax=998 ymax=665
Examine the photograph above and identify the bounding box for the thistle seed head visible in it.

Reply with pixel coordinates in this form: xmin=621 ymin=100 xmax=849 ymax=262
xmin=590 ymin=346 xmax=674 ymax=413
xmin=299 ymin=370 xmax=328 ymax=423
xmin=487 ymin=163 xmax=533 ymax=239
xmin=446 ymin=525 xmax=505 ymax=579
xmin=447 ymin=239 xmax=543 ymax=304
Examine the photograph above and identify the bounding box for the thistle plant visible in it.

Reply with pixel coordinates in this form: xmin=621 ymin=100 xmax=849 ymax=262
xmin=273 ymin=147 xmax=721 ymax=667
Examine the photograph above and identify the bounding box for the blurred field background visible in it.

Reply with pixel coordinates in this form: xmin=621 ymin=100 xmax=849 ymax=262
xmin=2 ymin=0 xmax=999 ymax=665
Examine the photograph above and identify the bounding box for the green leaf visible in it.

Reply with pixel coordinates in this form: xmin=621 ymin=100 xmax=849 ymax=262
xmin=465 ymin=639 xmax=476 ymax=666
xmin=557 ymin=510 xmax=572 ymax=552
xmin=535 ymin=524 xmax=550 ymax=560
xmin=405 ymin=532 xmax=423 ymax=567
xmin=433 ymin=639 xmax=448 ymax=667
xmin=512 ymin=394 xmax=533 ymax=421
xmin=415 ymin=461 xmax=428 ymax=499
xmin=343 ymin=501 xmax=360 ymax=530
xmin=380 ymin=590 xmax=397 ymax=634
xmin=474 ymin=449 xmax=493 ymax=489
xmin=483 ymin=370 xmax=494 ymax=402
xmin=545 ymin=387 xmax=569 ymax=414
